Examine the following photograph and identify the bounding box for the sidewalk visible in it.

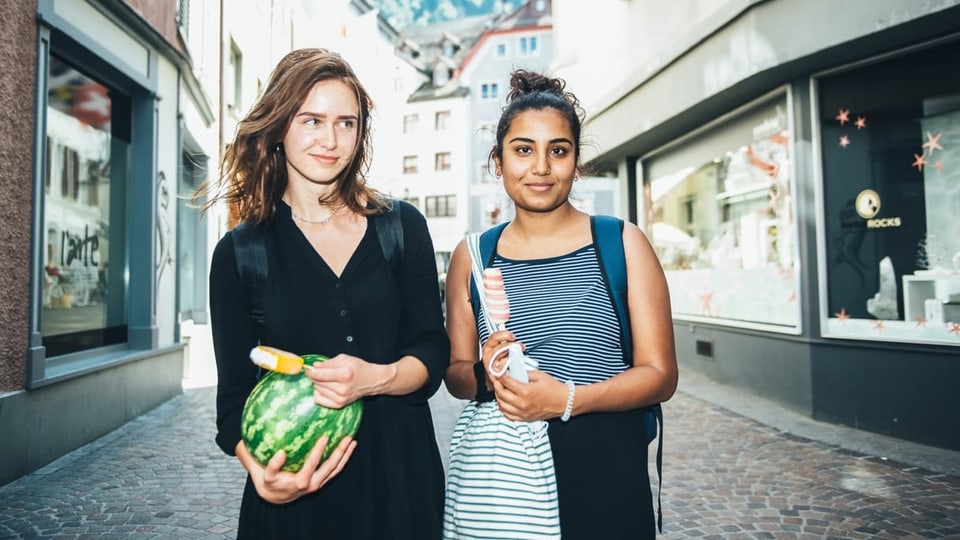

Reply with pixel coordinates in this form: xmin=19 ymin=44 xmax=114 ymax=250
xmin=0 ymin=326 xmax=958 ymax=538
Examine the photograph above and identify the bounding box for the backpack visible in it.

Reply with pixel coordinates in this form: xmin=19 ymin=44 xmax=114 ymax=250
xmin=232 ymin=199 xmax=404 ymax=343
xmin=468 ymin=215 xmax=664 ymax=532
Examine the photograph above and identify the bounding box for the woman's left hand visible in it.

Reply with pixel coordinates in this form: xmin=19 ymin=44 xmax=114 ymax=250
xmin=305 ymin=354 xmax=376 ymax=408
xmin=490 ymin=369 xmax=568 ymax=422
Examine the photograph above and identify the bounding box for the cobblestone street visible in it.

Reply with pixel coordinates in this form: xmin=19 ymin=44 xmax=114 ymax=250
xmin=2 ymin=370 xmax=959 ymax=538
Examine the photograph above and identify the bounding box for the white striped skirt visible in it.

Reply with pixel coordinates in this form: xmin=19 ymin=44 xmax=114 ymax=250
xmin=443 ymin=400 xmax=561 ymax=539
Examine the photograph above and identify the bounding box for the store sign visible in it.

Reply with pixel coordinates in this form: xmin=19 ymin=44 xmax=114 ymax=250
xmin=855 ymin=188 xmax=902 ymax=229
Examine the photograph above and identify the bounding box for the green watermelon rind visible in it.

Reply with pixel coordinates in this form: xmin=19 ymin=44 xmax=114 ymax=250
xmin=240 ymin=354 xmax=363 ymax=473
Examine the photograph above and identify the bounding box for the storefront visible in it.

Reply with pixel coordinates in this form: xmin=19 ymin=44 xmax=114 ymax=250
xmin=0 ymin=0 xmax=214 ymax=486
xmin=569 ymin=1 xmax=960 ymax=450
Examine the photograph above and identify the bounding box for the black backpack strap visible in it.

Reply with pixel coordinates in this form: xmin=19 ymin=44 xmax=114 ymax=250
xmin=231 ymin=222 xmax=268 ymax=344
xmin=376 ymin=199 xmax=404 ymax=273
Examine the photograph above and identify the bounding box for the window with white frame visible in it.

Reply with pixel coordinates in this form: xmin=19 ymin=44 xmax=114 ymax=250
xmin=228 ymin=40 xmax=242 ymax=112
xmin=496 ymin=42 xmax=507 ymax=58
xmin=403 ymin=155 xmax=418 ymax=174
xmin=426 ymin=194 xmax=456 ymax=217
xmin=403 ymin=113 xmax=419 ymax=133
xmin=176 ymin=0 xmax=190 ymax=35
xmin=435 ymin=152 xmax=452 ymax=171
xmin=481 ymin=82 xmax=499 ymax=100
xmin=479 ymin=161 xmax=492 ymax=181
xmin=520 ymin=36 xmax=539 ymax=56
xmin=435 ymin=110 xmax=451 ymax=130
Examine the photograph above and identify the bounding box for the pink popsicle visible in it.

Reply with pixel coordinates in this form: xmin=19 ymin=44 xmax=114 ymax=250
xmin=483 ymin=268 xmax=510 ymax=330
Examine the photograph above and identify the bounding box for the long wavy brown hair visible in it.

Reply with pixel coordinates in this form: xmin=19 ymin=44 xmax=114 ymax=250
xmin=194 ymin=48 xmax=388 ymax=226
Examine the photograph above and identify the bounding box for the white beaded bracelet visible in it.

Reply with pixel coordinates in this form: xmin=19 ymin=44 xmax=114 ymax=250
xmin=561 ymin=380 xmax=575 ymax=422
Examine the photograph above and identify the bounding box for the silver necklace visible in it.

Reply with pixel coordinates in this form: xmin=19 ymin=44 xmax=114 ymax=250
xmin=291 ymin=205 xmax=344 ymax=225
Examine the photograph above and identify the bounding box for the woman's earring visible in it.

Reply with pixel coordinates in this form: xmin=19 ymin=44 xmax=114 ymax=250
xmin=273 ymin=143 xmax=282 ymax=153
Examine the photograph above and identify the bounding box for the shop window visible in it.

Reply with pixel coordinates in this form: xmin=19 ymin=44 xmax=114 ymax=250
xmin=643 ymin=93 xmax=799 ymax=330
xmin=42 ymin=55 xmax=130 ymax=356
xmin=817 ymin=39 xmax=960 ymax=345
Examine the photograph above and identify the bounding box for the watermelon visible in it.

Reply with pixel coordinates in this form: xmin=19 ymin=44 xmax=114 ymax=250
xmin=241 ymin=354 xmax=363 ymax=472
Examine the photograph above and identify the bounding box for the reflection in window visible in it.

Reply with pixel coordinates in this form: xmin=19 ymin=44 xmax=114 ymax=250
xmin=646 ymin=97 xmax=797 ymax=328
xmin=819 ymin=39 xmax=960 ymax=345
xmin=43 ymin=55 xmax=128 ymax=356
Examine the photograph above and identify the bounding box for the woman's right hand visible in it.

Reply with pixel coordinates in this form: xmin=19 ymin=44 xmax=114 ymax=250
xmin=235 ymin=434 xmax=357 ymax=504
xmin=482 ymin=330 xmax=519 ymax=379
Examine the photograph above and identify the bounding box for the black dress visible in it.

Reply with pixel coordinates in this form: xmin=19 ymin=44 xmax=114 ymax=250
xmin=210 ymin=200 xmax=449 ymax=540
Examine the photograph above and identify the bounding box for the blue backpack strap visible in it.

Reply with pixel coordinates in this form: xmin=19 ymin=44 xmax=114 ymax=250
xmin=591 ymin=215 xmax=631 ymax=364
xmin=468 ymin=222 xmax=509 ymax=402
xmin=591 ymin=215 xmax=663 ymax=533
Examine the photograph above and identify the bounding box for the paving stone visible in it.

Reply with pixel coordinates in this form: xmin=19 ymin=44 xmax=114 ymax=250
xmin=0 ymin=379 xmax=958 ymax=538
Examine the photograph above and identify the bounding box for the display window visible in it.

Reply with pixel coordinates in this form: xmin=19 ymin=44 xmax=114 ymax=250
xmin=41 ymin=54 xmax=129 ymax=356
xmin=643 ymin=92 xmax=800 ymax=331
xmin=816 ymin=38 xmax=960 ymax=345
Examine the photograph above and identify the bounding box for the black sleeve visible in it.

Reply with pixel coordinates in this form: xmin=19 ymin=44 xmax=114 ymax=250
xmin=209 ymin=231 xmax=260 ymax=456
xmin=392 ymin=201 xmax=450 ymax=403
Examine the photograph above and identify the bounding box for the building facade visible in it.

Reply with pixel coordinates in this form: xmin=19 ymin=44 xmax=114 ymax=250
xmin=552 ymin=0 xmax=960 ymax=451
xmin=0 ymin=0 xmax=218 ymax=486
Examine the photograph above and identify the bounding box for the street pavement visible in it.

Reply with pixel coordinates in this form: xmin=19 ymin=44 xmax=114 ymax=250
xmin=2 ymin=327 xmax=960 ymax=538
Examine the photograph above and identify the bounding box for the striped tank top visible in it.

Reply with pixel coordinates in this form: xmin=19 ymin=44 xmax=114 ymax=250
xmin=478 ymin=244 xmax=627 ymax=384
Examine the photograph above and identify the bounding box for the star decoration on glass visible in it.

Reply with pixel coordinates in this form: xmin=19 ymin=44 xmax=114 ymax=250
xmin=873 ymin=320 xmax=885 ymax=331
xmin=923 ymin=131 xmax=943 ymax=155
xmin=836 ymin=109 xmax=850 ymax=125
xmin=855 ymin=116 xmax=867 ymax=129
xmin=950 ymin=323 xmax=960 ymax=335
xmin=934 ymin=160 xmax=944 ymax=171
xmin=835 ymin=308 xmax=850 ymax=323
xmin=699 ymin=291 xmax=715 ymax=316
xmin=915 ymin=317 xmax=927 ymax=328
xmin=912 ymin=153 xmax=926 ymax=171
xmin=839 ymin=135 xmax=851 ymax=148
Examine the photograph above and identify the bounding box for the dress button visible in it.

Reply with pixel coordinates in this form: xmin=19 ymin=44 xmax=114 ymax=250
xmin=346 ymin=336 xmax=354 ymax=343
xmin=340 ymin=309 xmax=347 ymax=316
